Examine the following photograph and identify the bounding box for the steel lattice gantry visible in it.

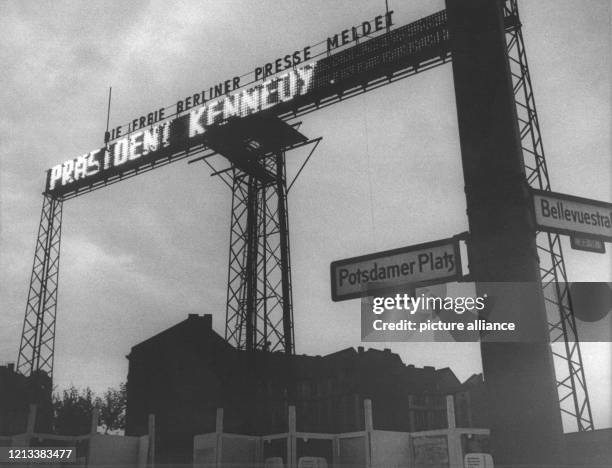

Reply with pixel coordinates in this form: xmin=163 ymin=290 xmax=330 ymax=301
xmin=202 ymin=115 xmax=319 ymax=354
xmin=15 ymin=0 xmax=593 ymax=434
xmin=224 ymin=154 xmax=294 ymax=353
xmin=17 ymin=194 xmax=63 ymax=378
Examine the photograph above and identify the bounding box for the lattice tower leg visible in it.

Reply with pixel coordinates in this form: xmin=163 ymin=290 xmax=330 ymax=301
xmin=504 ymin=0 xmax=594 ymax=431
xmin=17 ymin=194 xmax=63 ymax=380
xmin=224 ymin=153 xmax=294 ymax=354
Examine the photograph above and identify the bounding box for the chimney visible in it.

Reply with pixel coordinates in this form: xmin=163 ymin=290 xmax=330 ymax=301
xmin=187 ymin=314 xmax=212 ymax=329
xmin=203 ymin=314 xmax=212 ymax=329
xmin=357 ymin=346 xmax=364 ymax=354
xmin=8 ymin=363 xmax=15 ymax=373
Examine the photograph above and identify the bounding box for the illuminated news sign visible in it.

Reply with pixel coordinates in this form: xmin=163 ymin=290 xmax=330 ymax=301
xmin=46 ymin=9 xmax=450 ymax=197
xmin=47 ymin=66 xmax=314 ymax=194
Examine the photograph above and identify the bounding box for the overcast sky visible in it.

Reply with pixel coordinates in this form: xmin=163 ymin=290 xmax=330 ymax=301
xmin=1 ymin=0 xmax=610 ymax=430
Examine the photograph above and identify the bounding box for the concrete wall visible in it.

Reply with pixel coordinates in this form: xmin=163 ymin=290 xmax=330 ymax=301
xmin=192 ymin=399 xmax=491 ymax=468
xmin=411 ymin=434 xmax=449 ymax=467
xmin=88 ymin=433 xmax=140 ymax=465
xmin=5 ymin=434 xmax=29 ymax=447
xmin=337 ymin=435 xmax=366 ymax=468
xmin=370 ymin=430 xmax=411 ymax=468
xmin=1 ymin=432 xmax=149 ymax=467
xmin=192 ymin=428 xmax=495 ymax=468
xmin=193 ymin=432 xmax=260 ymax=467
xmin=221 ymin=435 xmax=258 ymax=466
xmin=193 ymin=433 xmax=217 ymax=467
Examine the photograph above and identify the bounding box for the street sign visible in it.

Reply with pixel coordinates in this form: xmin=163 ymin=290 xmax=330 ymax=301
xmin=570 ymin=236 xmax=606 ymax=253
xmin=330 ymin=237 xmax=462 ymax=301
xmin=531 ymin=189 xmax=612 ymax=242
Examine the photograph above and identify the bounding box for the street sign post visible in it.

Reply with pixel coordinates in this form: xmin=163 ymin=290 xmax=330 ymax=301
xmin=570 ymin=236 xmax=606 ymax=254
xmin=532 ymin=189 xmax=612 ymax=242
xmin=330 ymin=237 xmax=462 ymax=302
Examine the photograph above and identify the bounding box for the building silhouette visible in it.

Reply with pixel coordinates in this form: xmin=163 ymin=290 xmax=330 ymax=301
xmin=0 ymin=364 xmax=52 ymax=435
xmin=125 ymin=314 xmax=485 ymax=463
